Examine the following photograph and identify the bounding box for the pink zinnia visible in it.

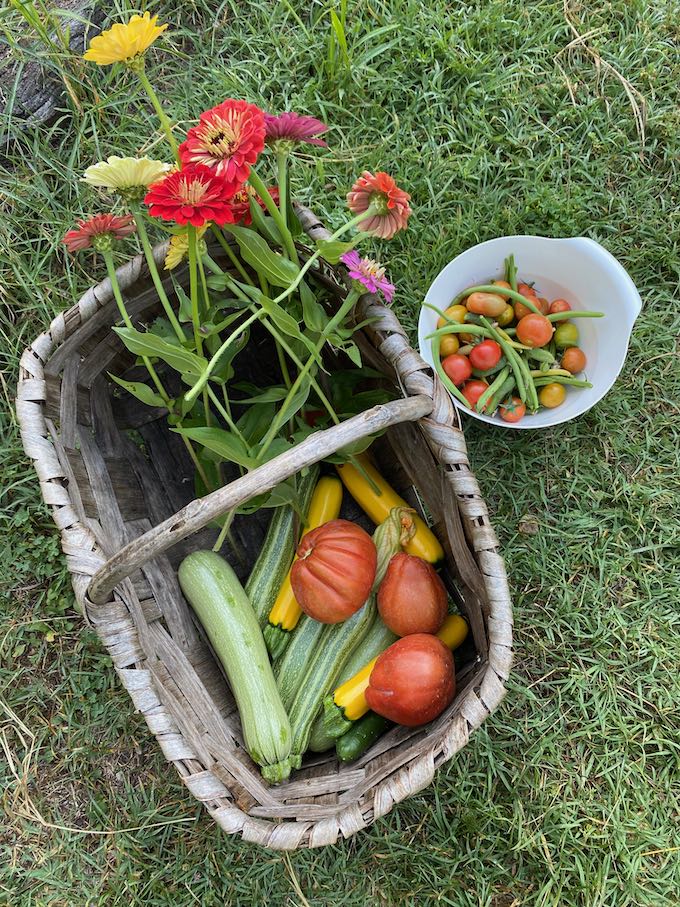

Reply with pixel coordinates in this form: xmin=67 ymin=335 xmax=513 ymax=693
xmin=179 ymin=99 xmax=266 ymax=192
xmin=347 ymin=171 xmax=411 ymax=240
xmin=62 ymin=213 xmax=136 ymax=252
xmin=340 ymin=250 xmax=395 ymax=304
xmin=144 ymin=165 xmax=237 ymax=227
xmin=264 ymin=111 xmax=328 ymax=146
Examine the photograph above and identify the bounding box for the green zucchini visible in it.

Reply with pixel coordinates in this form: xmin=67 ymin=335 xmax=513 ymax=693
xmin=336 ymin=713 xmax=390 ymax=763
xmin=246 ymin=464 xmax=319 ymax=626
xmin=286 ymin=506 xmax=415 ymax=760
xmin=178 ymin=551 xmax=297 ymax=783
xmin=274 ymin=613 xmax=326 ymax=712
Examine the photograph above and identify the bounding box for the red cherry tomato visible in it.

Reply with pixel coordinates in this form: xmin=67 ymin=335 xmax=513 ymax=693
xmin=549 ymin=298 xmax=572 ymax=314
xmin=441 ymin=353 xmax=472 ymax=386
xmin=462 ymin=379 xmax=490 ymax=410
xmin=291 ymin=520 xmax=377 ymax=623
xmin=468 ymin=339 xmax=502 ymax=371
xmin=561 ymin=347 xmax=587 ymax=373
xmin=514 ymin=284 xmax=549 ymax=319
xmin=365 ymin=634 xmax=456 ymax=726
xmin=516 ymin=313 xmax=553 ymax=348
xmin=499 ymin=396 xmax=526 ymax=423
xmin=377 ymin=552 xmax=448 ymax=636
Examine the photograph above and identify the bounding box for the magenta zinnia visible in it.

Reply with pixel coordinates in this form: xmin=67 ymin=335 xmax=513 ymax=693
xmin=62 ymin=213 xmax=136 ymax=252
xmin=340 ymin=250 xmax=395 ymax=303
xmin=144 ymin=165 xmax=237 ymax=227
xmin=179 ymin=99 xmax=266 ymax=192
xmin=264 ymin=111 xmax=328 ymax=146
xmin=347 ymin=171 xmax=411 ymax=240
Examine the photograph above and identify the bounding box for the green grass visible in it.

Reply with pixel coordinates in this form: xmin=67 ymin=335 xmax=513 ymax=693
xmin=2 ymin=1 xmax=679 ymax=904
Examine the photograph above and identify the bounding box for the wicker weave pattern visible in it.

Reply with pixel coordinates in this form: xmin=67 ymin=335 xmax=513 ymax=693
xmin=16 ymin=214 xmax=513 ymax=849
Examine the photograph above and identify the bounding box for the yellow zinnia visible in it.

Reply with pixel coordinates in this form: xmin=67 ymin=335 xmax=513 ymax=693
xmin=164 ymin=226 xmax=208 ymax=270
xmin=83 ymin=13 xmax=168 ymax=66
xmin=82 ymin=156 xmax=172 ymax=199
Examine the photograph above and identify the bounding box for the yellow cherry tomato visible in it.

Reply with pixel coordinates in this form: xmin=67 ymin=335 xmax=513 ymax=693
xmin=439 ymin=334 xmax=460 ymax=357
xmin=496 ymin=304 xmax=515 ymax=327
xmin=539 ymin=383 xmax=566 ymax=408
xmin=436 ymin=304 xmax=468 ymax=329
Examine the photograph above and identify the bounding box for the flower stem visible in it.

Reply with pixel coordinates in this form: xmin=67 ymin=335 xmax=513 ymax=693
xmin=136 ymin=68 xmax=180 ymax=163
xmin=276 ymin=149 xmax=289 ymax=229
xmin=247 ymin=168 xmax=299 ymax=265
xmin=210 ymin=226 xmax=253 ymax=285
xmin=132 ymin=211 xmax=185 ymax=343
xmin=207 ymin=385 xmax=247 ymax=443
xmin=185 ymin=308 xmax=263 ymax=404
xmin=212 ymin=508 xmax=237 ymax=553
xmin=187 ymin=225 xmax=202 ymax=355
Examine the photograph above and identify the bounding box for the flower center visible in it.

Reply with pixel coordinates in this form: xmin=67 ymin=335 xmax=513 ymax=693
xmin=202 ymin=119 xmax=239 ymax=157
xmin=179 ymin=177 xmax=209 ymax=206
xmin=370 ymin=191 xmax=389 ymax=215
xmin=359 ymin=259 xmax=386 ymax=280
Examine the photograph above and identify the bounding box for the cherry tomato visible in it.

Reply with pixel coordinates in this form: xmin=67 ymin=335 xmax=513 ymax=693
xmin=499 ymin=396 xmax=526 ymax=423
xmin=538 ymin=383 xmax=566 ymax=408
xmin=491 ymin=280 xmax=512 ymax=300
xmin=378 ymin=552 xmax=447 ymax=636
xmin=549 ymin=298 xmax=572 ymax=314
xmin=436 ymin=304 xmax=467 ymax=329
xmin=439 ymin=334 xmax=460 ymax=357
xmin=469 ymin=339 xmax=502 ymax=371
xmin=365 ymin=634 xmax=456 ymax=727
xmin=496 ymin=304 xmax=515 ymax=327
xmin=518 ymin=283 xmax=538 ymax=300
xmin=537 ymin=297 xmax=551 ymax=314
xmin=561 ymin=347 xmax=586 ymax=373
xmin=462 ymin=379 xmax=490 ymax=410
xmin=465 ymin=292 xmax=507 ymax=318
xmin=516 ymin=313 xmax=553 ymax=348
xmin=554 ymin=322 xmax=579 ymax=349
xmin=442 ymin=353 xmax=472 ymax=386
xmin=513 ymin=284 xmax=548 ymax=319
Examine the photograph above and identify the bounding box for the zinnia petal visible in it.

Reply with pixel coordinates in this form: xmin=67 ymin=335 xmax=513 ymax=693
xmin=83 ymin=13 xmax=168 ymax=66
xmin=347 ymin=170 xmax=411 ymax=240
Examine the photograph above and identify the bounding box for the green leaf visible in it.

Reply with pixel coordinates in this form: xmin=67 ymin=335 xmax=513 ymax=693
xmin=173 ymin=426 xmax=256 ymax=469
xmin=173 ymin=283 xmax=193 ymax=323
xmin=253 ymin=437 xmax=293 ymax=463
xmin=225 ymin=224 xmax=300 ymax=287
xmin=300 ymin=280 xmax=327 ymax=332
xmin=316 ymin=237 xmax=358 ymax=265
xmin=276 ymin=380 xmax=311 ymax=427
xmin=108 ymin=374 xmax=166 ymax=408
xmin=236 ymin=385 xmax=289 ymax=404
xmin=237 ymin=402 xmax=276 ymax=445
xmin=113 ymin=326 xmax=207 ymax=378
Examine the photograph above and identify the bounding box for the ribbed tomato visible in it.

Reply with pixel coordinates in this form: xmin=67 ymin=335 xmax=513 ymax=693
xmin=365 ymin=634 xmax=455 ymax=726
xmin=377 ymin=552 xmax=447 ymax=636
xmin=291 ymin=519 xmax=377 ymax=623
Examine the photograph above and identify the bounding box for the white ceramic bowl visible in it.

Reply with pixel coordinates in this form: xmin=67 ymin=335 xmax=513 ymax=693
xmin=418 ymin=236 xmax=642 ymax=429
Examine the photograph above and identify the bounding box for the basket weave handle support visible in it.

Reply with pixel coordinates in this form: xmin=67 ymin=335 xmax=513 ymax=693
xmin=87 ymin=394 xmax=433 ymax=605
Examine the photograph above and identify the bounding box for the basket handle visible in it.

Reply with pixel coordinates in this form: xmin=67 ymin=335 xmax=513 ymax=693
xmin=87 ymin=395 xmax=433 ymax=604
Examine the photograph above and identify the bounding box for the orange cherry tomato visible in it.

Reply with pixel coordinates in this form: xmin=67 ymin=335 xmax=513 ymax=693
xmin=465 ymin=292 xmax=507 ymax=318
xmin=516 ymin=313 xmax=554 ymax=348
xmin=549 ymin=298 xmax=572 ymax=314
xmin=514 ymin=283 xmax=544 ymax=320
xmin=537 ymin=297 xmax=550 ymax=315
xmin=442 ymin=353 xmax=472 ymax=386
xmin=439 ymin=334 xmax=460 ymax=357
xmin=561 ymin=347 xmax=587 ymax=373
xmin=491 ymin=280 xmax=512 ymax=301
xmin=499 ymin=396 xmax=526 ymax=423
xmin=538 ymin=383 xmax=566 ymax=408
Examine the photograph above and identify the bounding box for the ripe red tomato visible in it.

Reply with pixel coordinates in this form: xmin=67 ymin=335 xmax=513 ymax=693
xmin=499 ymin=396 xmax=526 ymax=423
xmin=549 ymin=298 xmax=572 ymax=314
xmin=365 ymin=634 xmax=456 ymax=726
xmin=441 ymin=353 xmax=472 ymax=386
xmin=465 ymin=292 xmax=507 ymax=317
xmin=561 ymin=347 xmax=586 ymax=373
xmin=291 ymin=519 xmax=377 ymax=623
xmin=377 ymin=552 xmax=448 ymax=636
xmin=516 ymin=313 xmax=553 ymax=348
xmin=468 ymin=339 xmax=502 ymax=371
xmin=462 ymin=379 xmax=490 ymax=410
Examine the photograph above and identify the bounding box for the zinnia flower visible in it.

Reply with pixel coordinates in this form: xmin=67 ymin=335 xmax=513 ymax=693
xmin=347 ymin=171 xmax=411 ymax=240
xmin=227 ymin=185 xmax=280 ymax=225
xmin=179 ymin=99 xmax=266 ymax=191
xmin=62 ymin=214 xmax=136 ymax=253
xmin=83 ymin=13 xmax=167 ymax=66
xmin=82 ymin=156 xmax=173 ymax=202
xmin=264 ymin=112 xmax=328 ymax=147
xmin=164 ymin=225 xmax=208 ymax=270
xmin=340 ymin=250 xmax=395 ymax=304
xmin=144 ymin=165 xmax=237 ymax=227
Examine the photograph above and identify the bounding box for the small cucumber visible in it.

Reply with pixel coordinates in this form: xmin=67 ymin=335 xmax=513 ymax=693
xmin=336 ymin=713 xmax=390 ymax=763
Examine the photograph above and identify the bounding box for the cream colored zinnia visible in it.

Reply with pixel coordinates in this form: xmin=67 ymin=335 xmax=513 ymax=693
xmin=82 ymin=156 xmax=172 ymax=194
xmin=164 ymin=226 xmax=208 ymax=270
xmin=83 ymin=13 xmax=168 ymax=66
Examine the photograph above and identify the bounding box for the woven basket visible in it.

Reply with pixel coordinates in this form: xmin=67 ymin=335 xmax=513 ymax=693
xmin=16 ymin=207 xmax=513 ymax=849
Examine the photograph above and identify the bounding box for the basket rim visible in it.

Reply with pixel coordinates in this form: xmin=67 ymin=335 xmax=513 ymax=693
xmin=16 ymin=217 xmax=514 ymax=849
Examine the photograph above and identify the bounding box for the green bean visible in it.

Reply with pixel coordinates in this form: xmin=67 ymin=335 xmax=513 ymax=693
xmin=472 ymin=358 xmax=507 ymax=379
xmin=505 ymin=254 xmax=518 ymax=293
xmin=478 ymin=317 xmax=527 ymax=403
xmin=516 ymin=351 xmax=540 ymax=411
xmin=476 ymin=366 xmax=510 ymax=413
xmin=530 ymin=368 xmax=572 ymax=378
xmin=547 ymin=311 xmax=604 ymax=322
xmin=526 ymin=348 xmax=554 ymax=363
xmin=426 ymin=324 xmax=494 ymax=340
xmin=487 ymin=376 xmax=517 ymax=413
xmin=532 ymin=376 xmax=593 ymax=388
xmin=450 ymin=284 xmax=542 ymax=315
xmin=431 ymin=336 xmax=470 ymax=405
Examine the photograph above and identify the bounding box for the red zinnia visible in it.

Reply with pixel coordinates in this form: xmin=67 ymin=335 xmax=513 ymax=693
xmin=62 ymin=213 xmax=136 ymax=252
xmin=347 ymin=170 xmax=412 ymax=240
xmin=264 ymin=111 xmax=328 ymax=146
xmin=144 ymin=165 xmax=237 ymax=227
xmin=228 ymin=185 xmax=280 ymax=225
xmin=179 ymin=99 xmax=266 ymax=191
